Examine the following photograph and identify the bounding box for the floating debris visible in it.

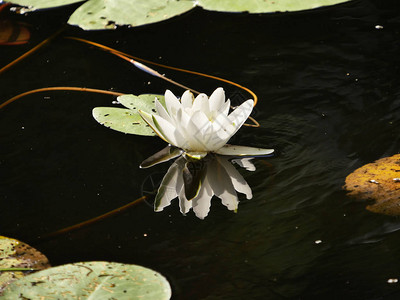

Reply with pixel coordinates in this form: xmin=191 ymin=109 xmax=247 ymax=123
xmin=387 ymin=278 xmax=398 ymax=284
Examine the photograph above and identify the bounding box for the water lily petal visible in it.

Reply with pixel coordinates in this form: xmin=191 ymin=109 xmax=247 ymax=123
xmin=185 ymin=111 xmax=212 ymax=151
xmin=228 ymin=99 xmax=254 ymax=133
xmin=232 ymin=157 xmax=256 ymax=171
xmin=215 ymin=144 xmax=274 ymax=156
xmin=181 ymin=90 xmax=194 ymax=108
xmin=154 ymin=158 xmax=182 ymax=212
xmin=179 ymin=188 xmax=192 ymax=215
xmin=184 ymin=152 xmax=208 ymax=160
xmin=209 ymin=87 xmax=225 ymax=112
xmin=176 ymin=107 xmax=191 ymax=128
xmin=182 ymin=160 xmax=206 ymax=200
xmin=192 ymin=93 xmax=210 ymax=115
xmin=192 ymin=176 xmax=213 ymax=219
xmin=155 ymin=99 xmax=173 ymax=124
xmin=212 ymin=110 xmax=235 ymax=135
xmin=189 ymin=110 xmax=210 ymax=135
xmin=218 ymin=156 xmax=253 ymax=199
xmin=165 ymin=89 xmax=182 ymax=116
xmin=138 ymin=110 xmax=168 ymax=143
xmin=219 ymin=98 xmax=231 ymax=116
xmin=152 ymin=114 xmax=186 ymax=148
xmin=201 ymin=113 xmax=235 ymax=150
xmin=207 ymin=159 xmax=238 ymax=211
xmin=140 ymin=145 xmax=183 ymax=168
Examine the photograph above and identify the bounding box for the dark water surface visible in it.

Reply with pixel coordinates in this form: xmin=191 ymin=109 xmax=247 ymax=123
xmin=1 ymin=0 xmax=400 ymax=299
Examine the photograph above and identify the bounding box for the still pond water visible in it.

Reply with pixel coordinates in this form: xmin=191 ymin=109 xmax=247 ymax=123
xmin=1 ymin=0 xmax=400 ymax=299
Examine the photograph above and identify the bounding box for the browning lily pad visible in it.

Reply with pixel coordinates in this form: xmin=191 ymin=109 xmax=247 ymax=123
xmin=343 ymin=154 xmax=400 ymax=215
xmin=0 ymin=236 xmax=50 ymax=295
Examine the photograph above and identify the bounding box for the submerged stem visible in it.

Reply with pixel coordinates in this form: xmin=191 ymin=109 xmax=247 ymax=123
xmin=37 ymin=195 xmax=147 ymax=240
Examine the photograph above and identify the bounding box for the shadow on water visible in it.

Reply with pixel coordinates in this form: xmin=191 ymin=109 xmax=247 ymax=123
xmin=1 ymin=0 xmax=400 ymax=299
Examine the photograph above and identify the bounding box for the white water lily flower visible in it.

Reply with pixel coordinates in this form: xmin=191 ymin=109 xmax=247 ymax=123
xmin=139 ymin=88 xmax=272 ymax=159
xmin=155 ymin=155 xmax=254 ymax=219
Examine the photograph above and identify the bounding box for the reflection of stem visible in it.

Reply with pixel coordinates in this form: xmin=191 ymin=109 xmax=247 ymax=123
xmin=37 ymin=195 xmax=147 ymax=240
xmin=0 ymin=87 xmax=124 ymax=109
xmin=0 ymin=28 xmax=64 ymax=75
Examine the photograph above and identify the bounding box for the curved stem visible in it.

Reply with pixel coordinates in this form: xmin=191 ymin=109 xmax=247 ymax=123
xmin=66 ymin=37 xmax=260 ymax=127
xmin=66 ymin=37 xmax=258 ymax=105
xmin=0 ymin=28 xmax=64 ymax=75
xmin=113 ymin=52 xmax=200 ymax=94
xmin=0 ymin=87 xmax=124 ymax=109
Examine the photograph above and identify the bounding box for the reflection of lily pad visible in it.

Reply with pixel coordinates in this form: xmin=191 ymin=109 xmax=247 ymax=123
xmin=343 ymin=154 xmax=400 ymax=215
xmin=0 ymin=236 xmax=50 ymax=294
xmin=2 ymin=261 xmax=172 ymax=299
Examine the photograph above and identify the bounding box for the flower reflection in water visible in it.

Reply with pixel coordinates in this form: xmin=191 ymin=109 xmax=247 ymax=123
xmin=138 ymin=88 xmax=274 ymax=218
xmin=141 ymin=146 xmax=269 ymax=219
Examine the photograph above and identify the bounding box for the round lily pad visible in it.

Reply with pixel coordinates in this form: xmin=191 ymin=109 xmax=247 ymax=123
xmin=0 ymin=236 xmax=50 ymax=294
xmin=2 ymin=261 xmax=172 ymax=299
xmin=343 ymin=154 xmax=400 ymax=215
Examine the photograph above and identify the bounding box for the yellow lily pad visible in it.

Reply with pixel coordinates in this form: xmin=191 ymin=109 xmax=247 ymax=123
xmin=343 ymin=154 xmax=400 ymax=215
xmin=0 ymin=236 xmax=50 ymax=294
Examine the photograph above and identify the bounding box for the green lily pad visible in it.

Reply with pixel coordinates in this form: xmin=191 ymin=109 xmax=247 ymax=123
xmin=92 ymin=107 xmax=155 ymax=136
xmin=1 ymin=261 xmax=172 ymax=299
xmin=198 ymin=0 xmax=351 ymax=13
xmin=0 ymin=236 xmax=50 ymax=295
xmin=8 ymin=0 xmax=352 ymax=30
xmin=69 ymin=0 xmax=195 ymax=30
xmin=93 ymin=93 xmax=165 ymax=136
xmin=118 ymin=94 xmax=165 ymax=112
xmin=8 ymin=0 xmax=82 ymax=10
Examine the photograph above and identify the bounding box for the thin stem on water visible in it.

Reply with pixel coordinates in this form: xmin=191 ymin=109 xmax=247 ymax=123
xmin=0 ymin=28 xmax=64 ymax=75
xmin=0 ymin=87 xmax=124 ymax=109
xmin=66 ymin=37 xmax=260 ymax=127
